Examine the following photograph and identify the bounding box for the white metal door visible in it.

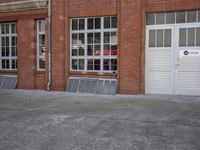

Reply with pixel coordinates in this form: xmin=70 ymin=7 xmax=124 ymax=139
xmin=145 ymin=25 xmax=174 ymax=94
xmin=146 ymin=23 xmax=200 ymax=95
xmin=175 ymin=23 xmax=200 ymax=95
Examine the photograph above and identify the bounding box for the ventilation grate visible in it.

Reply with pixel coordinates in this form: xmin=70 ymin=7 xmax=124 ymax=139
xmin=0 ymin=75 xmax=17 ymax=89
xmin=67 ymin=78 xmax=117 ymax=95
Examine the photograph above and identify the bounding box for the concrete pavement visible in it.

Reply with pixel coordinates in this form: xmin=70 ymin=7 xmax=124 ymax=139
xmin=0 ymin=89 xmax=200 ymax=150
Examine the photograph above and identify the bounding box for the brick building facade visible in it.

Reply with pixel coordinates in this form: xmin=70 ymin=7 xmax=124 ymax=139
xmin=0 ymin=0 xmax=200 ymax=95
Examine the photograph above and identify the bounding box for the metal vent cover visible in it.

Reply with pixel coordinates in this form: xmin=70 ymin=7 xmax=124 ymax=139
xmin=67 ymin=77 xmax=117 ymax=95
xmin=0 ymin=75 xmax=17 ymax=89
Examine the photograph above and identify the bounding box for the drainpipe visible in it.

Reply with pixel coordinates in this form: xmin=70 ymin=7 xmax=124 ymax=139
xmin=47 ymin=0 xmax=51 ymax=91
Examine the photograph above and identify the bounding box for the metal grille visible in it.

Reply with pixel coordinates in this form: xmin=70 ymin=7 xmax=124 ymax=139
xmin=0 ymin=76 xmax=17 ymax=89
xmin=67 ymin=78 xmax=117 ymax=95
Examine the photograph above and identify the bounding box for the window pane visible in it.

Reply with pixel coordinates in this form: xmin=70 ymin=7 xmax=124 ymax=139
xmin=39 ymin=20 xmax=45 ymax=32
xmin=198 ymin=10 xmax=200 ymax=22
xmin=6 ymin=37 xmax=9 ymax=46
xmin=94 ymin=45 xmax=100 ymax=56
xmin=72 ymin=19 xmax=78 ymax=30
xmin=196 ymin=27 xmax=200 ymax=46
xmin=72 ymin=59 xmax=78 ymax=70
xmin=72 ymin=34 xmax=78 ymax=44
xmin=12 ymin=59 xmax=16 ymax=69
xmin=2 ymin=47 xmax=5 ymax=56
xmin=79 ymin=46 xmax=84 ymax=56
xmin=2 ymin=60 xmax=5 ymax=69
xmin=39 ymin=35 xmax=45 ymax=45
xmin=95 ymin=33 xmax=101 ymax=43
xmin=79 ymin=59 xmax=84 ymax=70
xmin=111 ymin=59 xmax=117 ymax=71
xmin=164 ymin=29 xmax=171 ymax=47
xmin=149 ymin=30 xmax=156 ymax=47
xmin=87 ymin=59 xmax=93 ymax=70
xmin=79 ymin=19 xmax=85 ymax=30
xmin=95 ymin=18 xmax=101 ymax=29
xmin=111 ymin=45 xmax=117 ymax=55
xmin=88 ymin=18 xmax=94 ymax=29
xmin=79 ymin=33 xmax=84 ymax=44
xmin=87 ymin=45 xmax=93 ymax=56
xmin=12 ymin=36 xmax=16 ymax=46
xmin=72 ymin=47 xmax=78 ymax=56
xmin=2 ymin=37 xmax=5 ymax=46
xmin=179 ymin=28 xmax=186 ymax=47
xmin=187 ymin=10 xmax=197 ymax=23
xmin=6 ymin=59 xmax=9 ymax=69
xmin=156 ymin=13 xmax=165 ymax=24
xmin=111 ymin=32 xmax=117 ymax=43
xmin=157 ymin=29 xmax=164 ymax=47
xmin=11 ymin=24 xmax=16 ymax=34
xmin=39 ymin=58 xmax=45 ymax=69
xmin=104 ymin=17 xmax=110 ymax=28
xmin=104 ymin=32 xmax=110 ymax=43
xmin=6 ymin=47 xmax=9 ymax=56
xmin=166 ymin=12 xmax=175 ymax=24
xmin=12 ymin=47 xmax=16 ymax=56
xmin=104 ymin=45 xmax=110 ymax=55
xmin=176 ymin=12 xmax=186 ymax=23
xmin=94 ymin=59 xmax=100 ymax=70
xmin=103 ymin=59 xmax=110 ymax=70
xmin=188 ymin=28 xmax=195 ymax=46
xmin=146 ymin=13 xmax=155 ymax=25
xmin=111 ymin=17 xmax=117 ymax=28
xmin=87 ymin=33 xmax=93 ymax=44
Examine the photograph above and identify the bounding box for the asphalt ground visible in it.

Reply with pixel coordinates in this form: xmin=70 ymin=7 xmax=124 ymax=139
xmin=0 ymin=89 xmax=200 ymax=150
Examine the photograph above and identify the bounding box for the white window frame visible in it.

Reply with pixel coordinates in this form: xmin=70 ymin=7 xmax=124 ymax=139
xmin=0 ymin=22 xmax=17 ymax=71
xmin=37 ymin=20 xmax=45 ymax=71
xmin=70 ymin=16 xmax=118 ymax=73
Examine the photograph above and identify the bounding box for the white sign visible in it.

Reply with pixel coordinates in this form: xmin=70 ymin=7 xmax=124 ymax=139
xmin=180 ymin=50 xmax=200 ymax=58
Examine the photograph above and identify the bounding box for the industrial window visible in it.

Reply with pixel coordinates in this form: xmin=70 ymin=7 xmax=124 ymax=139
xmin=149 ymin=29 xmax=172 ymax=48
xmin=0 ymin=23 xmax=17 ymax=70
xmin=146 ymin=10 xmax=200 ymax=25
xmin=37 ymin=20 xmax=45 ymax=71
xmin=71 ymin=16 xmax=118 ymax=72
xmin=179 ymin=27 xmax=200 ymax=47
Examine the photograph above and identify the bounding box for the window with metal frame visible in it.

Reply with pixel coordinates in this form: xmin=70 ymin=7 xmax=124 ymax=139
xmin=70 ymin=16 xmax=118 ymax=73
xmin=0 ymin=23 xmax=17 ymax=70
xmin=37 ymin=20 xmax=45 ymax=71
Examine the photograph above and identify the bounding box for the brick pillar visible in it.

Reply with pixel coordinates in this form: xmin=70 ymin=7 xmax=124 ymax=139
xmin=51 ymin=0 xmax=66 ymax=91
xmin=118 ymin=0 xmax=144 ymax=94
xmin=17 ymin=19 xmax=35 ymax=89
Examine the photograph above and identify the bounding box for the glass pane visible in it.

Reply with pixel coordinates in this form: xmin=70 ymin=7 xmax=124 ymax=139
xmin=111 ymin=59 xmax=117 ymax=71
xmin=2 ymin=60 xmax=5 ymax=69
xmin=6 ymin=47 xmax=9 ymax=56
xmin=12 ymin=36 xmax=16 ymax=46
xmin=11 ymin=24 xmax=16 ymax=33
xmin=157 ymin=29 xmax=164 ymax=47
xmin=111 ymin=17 xmax=117 ymax=28
xmin=164 ymin=29 xmax=171 ymax=47
xmin=72 ymin=19 xmax=78 ymax=30
xmin=87 ymin=45 xmax=93 ymax=56
xmin=1 ymin=24 xmax=5 ymax=34
xmin=72 ymin=59 xmax=78 ymax=70
xmin=156 ymin=13 xmax=165 ymax=24
xmin=95 ymin=18 xmax=101 ymax=29
xmin=12 ymin=59 xmax=16 ymax=69
xmin=72 ymin=34 xmax=78 ymax=44
xmin=95 ymin=33 xmax=101 ymax=43
xmin=104 ymin=32 xmax=110 ymax=43
xmin=6 ymin=24 xmax=9 ymax=34
xmin=187 ymin=10 xmax=197 ymax=23
xmin=196 ymin=27 xmax=200 ymax=46
xmin=39 ymin=35 xmax=45 ymax=45
xmin=111 ymin=45 xmax=117 ymax=55
xmin=79 ymin=19 xmax=85 ymax=30
xmin=72 ymin=47 xmax=78 ymax=56
xmin=188 ymin=28 xmax=195 ymax=46
xmin=79 ymin=46 xmax=84 ymax=56
xmin=88 ymin=18 xmax=94 ymax=29
xmin=104 ymin=17 xmax=110 ymax=28
xmin=39 ymin=20 xmax=45 ymax=32
xmin=6 ymin=59 xmax=10 ymax=69
xmin=198 ymin=10 xmax=200 ymax=22
xmin=111 ymin=32 xmax=117 ymax=43
xmin=94 ymin=45 xmax=100 ymax=56
xmin=179 ymin=28 xmax=186 ymax=47
xmin=2 ymin=37 xmax=5 ymax=46
xmin=149 ymin=30 xmax=156 ymax=47
xmin=104 ymin=45 xmax=110 ymax=55
xmin=176 ymin=11 xmax=186 ymax=23
xmin=39 ymin=59 xmax=45 ymax=69
xmin=146 ymin=13 xmax=155 ymax=25
xmin=2 ymin=47 xmax=5 ymax=56
xmin=79 ymin=59 xmax=84 ymax=70
xmin=166 ymin=12 xmax=175 ymax=24
xmin=6 ymin=37 xmax=9 ymax=46
xmin=103 ymin=59 xmax=110 ymax=70
xmin=79 ymin=33 xmax=84 ymax=44
xmin=94 ymin=60 xmax=100 ymax=70
xmin=87 ymin=33 xmax=93 ymax=44
xmin=12 ymin=47 xmax=16 ymax=56
xmin=87 ymin=59 xmax=93 ymax=70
